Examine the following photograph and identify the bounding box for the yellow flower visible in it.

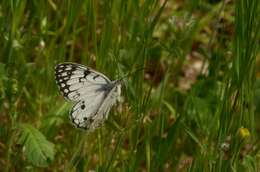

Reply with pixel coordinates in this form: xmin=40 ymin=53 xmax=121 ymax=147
xmin=238 ymin=127 xmax=250 ymax=139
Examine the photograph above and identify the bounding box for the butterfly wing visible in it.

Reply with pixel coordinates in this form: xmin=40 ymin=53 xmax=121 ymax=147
xmin=70 ymin=82 xmax=121 ymax=130
xmin=91 ymin=82 xmax=121 ymax=128
xmin=55 ymin=63 xmax=111 ymax=102
xmin=69 ymin=91 xmax=106 ymax=130
xmin=55 ymin=63 xmax=121 ymax=130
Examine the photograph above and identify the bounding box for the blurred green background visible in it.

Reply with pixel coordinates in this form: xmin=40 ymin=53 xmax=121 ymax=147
xmin=0 ymin=0 xmax=259 ymax=171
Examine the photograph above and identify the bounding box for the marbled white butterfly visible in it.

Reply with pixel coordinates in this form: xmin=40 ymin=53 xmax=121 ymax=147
xmin=55 ymin=63 xmax=121 ymax=131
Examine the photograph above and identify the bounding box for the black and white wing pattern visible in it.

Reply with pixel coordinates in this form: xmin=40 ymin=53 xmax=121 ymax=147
xmin=55 ymin=63 xmax=111 ymax=101
xmin=55 ymin=62 xmax=121 ymax=131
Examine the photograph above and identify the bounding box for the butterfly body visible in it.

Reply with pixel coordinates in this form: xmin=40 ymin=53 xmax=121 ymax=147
xmin=55 ymin=62 xmax=121 ymax=131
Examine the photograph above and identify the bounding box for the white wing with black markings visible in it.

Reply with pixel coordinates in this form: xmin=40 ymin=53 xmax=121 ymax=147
xmin=55 ymin=62 xmax=121 ymax=131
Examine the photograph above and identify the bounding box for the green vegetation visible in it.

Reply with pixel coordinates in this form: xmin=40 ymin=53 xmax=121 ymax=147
xmin=0 ymin=0 xmax=259 ymax=171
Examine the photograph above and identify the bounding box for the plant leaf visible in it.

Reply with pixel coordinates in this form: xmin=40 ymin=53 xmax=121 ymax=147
xmin=17 ymin=123 xmax=55 ymax=167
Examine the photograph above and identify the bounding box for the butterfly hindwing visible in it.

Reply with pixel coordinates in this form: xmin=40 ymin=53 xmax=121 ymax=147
xmin=69 ymin=91 xmax=106 ymax=130
xmin=70 ymin=81 xmax=121 ymax=130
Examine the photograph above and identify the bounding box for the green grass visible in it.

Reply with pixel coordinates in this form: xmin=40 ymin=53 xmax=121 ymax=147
xmin=0 ymin=0 xmax=259 ymax=171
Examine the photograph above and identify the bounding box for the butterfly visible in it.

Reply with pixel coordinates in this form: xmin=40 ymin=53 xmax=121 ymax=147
xmin=55 ymin=62 xmax=121 ymax=131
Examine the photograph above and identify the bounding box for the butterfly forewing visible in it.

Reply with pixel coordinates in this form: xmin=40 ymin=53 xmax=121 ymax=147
xmin=55 ymin=63 xmax=111 ymax=101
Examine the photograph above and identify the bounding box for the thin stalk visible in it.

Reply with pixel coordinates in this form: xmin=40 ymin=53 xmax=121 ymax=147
xmin=64 ymin=133 xmax=88 ymax=172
